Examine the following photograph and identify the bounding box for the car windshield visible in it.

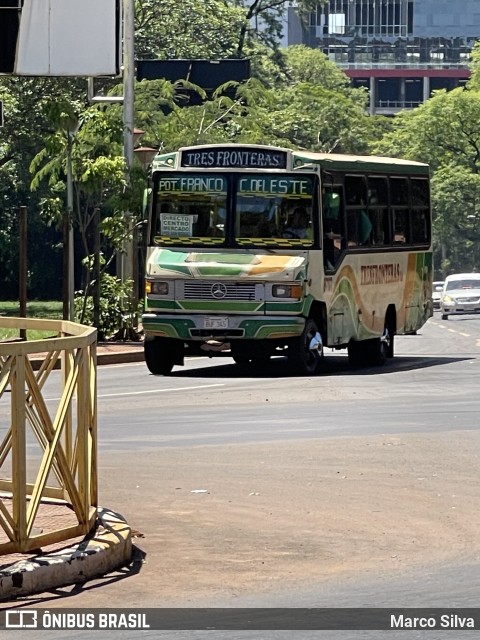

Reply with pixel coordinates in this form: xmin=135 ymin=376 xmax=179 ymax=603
xmin=446 ymin=279 xmax=480 ymax=290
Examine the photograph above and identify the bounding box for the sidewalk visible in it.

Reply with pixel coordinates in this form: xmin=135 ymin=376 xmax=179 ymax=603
xmin=0 ymin=341 xmax=144 ymax=601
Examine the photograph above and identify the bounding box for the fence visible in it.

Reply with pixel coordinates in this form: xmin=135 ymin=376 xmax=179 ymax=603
xmin=0 ymin=317 xmax=97 ymax=554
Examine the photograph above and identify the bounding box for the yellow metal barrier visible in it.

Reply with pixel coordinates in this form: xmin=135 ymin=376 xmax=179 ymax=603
xmin=0 ymin=317 xmax=97 ymax=554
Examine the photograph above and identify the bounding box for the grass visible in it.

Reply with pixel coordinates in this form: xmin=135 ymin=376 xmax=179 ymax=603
xmin=0 ymin=300 xmax=63 ymax=341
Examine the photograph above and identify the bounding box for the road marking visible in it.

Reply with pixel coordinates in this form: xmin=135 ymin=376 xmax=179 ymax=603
xmin=459 ymin=332 xmax=471 ymax=337
xmin=44 ymin=383 xmax=225 ymax=403
xmin=98 ymin=384 xmax=225 ymax=399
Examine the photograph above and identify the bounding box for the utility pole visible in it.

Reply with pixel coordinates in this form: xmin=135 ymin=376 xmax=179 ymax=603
xmin=66 ymin=129 xmax=75 ymax=321
xmin=122 ymin=0 xmax=135 ymax=285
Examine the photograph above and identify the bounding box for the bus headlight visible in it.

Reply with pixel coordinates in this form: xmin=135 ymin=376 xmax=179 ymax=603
xmin=272 ymin=284 xmax=303 ymax=299
xmin=145 ymin=280 xmax=169 ymax=295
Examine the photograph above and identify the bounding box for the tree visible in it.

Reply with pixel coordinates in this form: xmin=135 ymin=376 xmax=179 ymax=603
xmin=0 ymin=77 xmax=85 ymax=299
xmin=467 ymin=41 xmax=480 ymax=91
xmin=134 ymin=0 xmax=245 ymax=59
xmin=29 ymin=97 xmax=145 ymax=333
xmin=134 ymin=0 xmax=326 ymax=61
xmin=373 ymin=88 xmax=480 ymax=173
xmin=372 ymin=87 xmax=480 ymax=276
xmin=132 ymin=42 xmax=375 ymax=155
xmin=431 ymin=166 xmax=480 ymax=276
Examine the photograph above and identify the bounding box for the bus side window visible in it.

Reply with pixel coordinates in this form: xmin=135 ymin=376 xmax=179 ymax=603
xmin=390 ymin=177 xmax=410 ymax=243
xmin=393 ymin=210 xmax=408 ymax=244
xmin=367 ymin=176 xmax=390 ymax=245
xmin=322 ymin=187 xmax=344 ymax=268
xmin=410 ymin=178 xmax=430 ymax=244
xmin=345 ymin=176 xmax=369 ymax=247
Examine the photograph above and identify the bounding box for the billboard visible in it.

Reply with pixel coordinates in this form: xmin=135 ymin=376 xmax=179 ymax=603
xmin=0 ymin=0 xmax=120 ymax=76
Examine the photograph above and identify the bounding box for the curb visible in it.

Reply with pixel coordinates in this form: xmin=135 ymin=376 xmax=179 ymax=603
xmin=97 ymin=347 xmax=144 ymax=367
xmin=0 ymin=507 xmax=132 ymax=602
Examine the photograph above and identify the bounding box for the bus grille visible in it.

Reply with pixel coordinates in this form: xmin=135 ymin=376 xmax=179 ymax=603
xmin=182 ymin=281 xmax=258 ymax=301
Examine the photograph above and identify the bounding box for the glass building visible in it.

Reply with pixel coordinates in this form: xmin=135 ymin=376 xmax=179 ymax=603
xmin=288 ymin=0 xmax=477 ymax=114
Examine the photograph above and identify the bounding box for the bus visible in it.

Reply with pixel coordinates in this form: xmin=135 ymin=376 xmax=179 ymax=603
xmin=142 ymin=143 xmax=432 ymax=375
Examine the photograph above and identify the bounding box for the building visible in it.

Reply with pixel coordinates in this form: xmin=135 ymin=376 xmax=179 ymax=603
xmin=288 ymin=0 xmax=478 ymax=114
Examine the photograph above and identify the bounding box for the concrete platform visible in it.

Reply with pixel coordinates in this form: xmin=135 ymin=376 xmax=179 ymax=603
xmin=0 ymin=507 xmax=132 ymax=601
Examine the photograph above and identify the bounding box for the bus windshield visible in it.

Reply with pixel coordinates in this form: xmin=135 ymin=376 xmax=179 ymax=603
xmin=154 ymin=174 xmax=228 ymax=240
xmin=236 ymin=175 xmax=314 ymax=243
xmin=152 ymin=172 xmax=315 ymax=244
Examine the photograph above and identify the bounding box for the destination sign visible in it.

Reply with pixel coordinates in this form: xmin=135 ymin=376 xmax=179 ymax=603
xmin=238 ymin=176 xmax=312 ymax=196
xmin=158 ymin=175 xmax=226 ymax=194
xmin=181 ymin=147 xmax=288 ymax=169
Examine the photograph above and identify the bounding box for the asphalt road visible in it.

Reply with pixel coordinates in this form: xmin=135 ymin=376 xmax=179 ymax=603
xmin=2 ymin=312 xmax=480 ymax=639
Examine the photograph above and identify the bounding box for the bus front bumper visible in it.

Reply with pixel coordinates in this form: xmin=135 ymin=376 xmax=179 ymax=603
xmin=142 ymin=313 xmax=305 ymax=341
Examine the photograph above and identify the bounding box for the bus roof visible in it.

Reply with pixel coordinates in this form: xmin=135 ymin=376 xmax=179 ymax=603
xmin=152 ymin=144 xmax=429 ymax=176
xmin=292 ymin=150 xmax=429 ymax=175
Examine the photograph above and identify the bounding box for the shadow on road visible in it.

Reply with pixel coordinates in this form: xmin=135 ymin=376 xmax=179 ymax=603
xmin=148 ymin=354 xmax=473 ymax=380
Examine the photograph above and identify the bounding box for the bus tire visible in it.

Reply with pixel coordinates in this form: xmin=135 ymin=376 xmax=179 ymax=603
xmin=288 ymin=318 xmax=323 ymax=375
xmin=144 ymin=336 xmax=180 ymax=375
xmin=368 ymin=324 xmax=393 ymax=366
xmin=347 ymin=341 xmax=363 ymax=367
xmin=348 ymin=325 xmax=394 ymax=368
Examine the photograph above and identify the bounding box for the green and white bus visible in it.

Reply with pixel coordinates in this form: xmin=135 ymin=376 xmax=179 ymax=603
xmin=142 ymin=143 xmax=432 ymax=375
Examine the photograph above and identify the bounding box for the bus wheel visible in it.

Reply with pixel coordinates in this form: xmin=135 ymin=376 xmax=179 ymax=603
xmin=349 ymin=325 xmax=394 ymax=368
xmin=347 ymin=341 xmax=363 ymax=367
xmin=368 ymin=325 xmax=392 ymax=366
xmin=144 ymin=336 xmax=180 ymax=375
xmin=288 ymin=318 xmax=323 ymax=375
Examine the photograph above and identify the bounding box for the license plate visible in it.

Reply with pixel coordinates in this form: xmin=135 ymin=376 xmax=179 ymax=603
xmin=204 ymin=317 xmax=228 ymax=329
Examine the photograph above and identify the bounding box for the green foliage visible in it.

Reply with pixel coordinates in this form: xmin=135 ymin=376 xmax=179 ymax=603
xmin=135 ymin=0 xmax=244 ymax=59
xmin=372 ymin=88 xmax=480 ymax=173
xmin=468 ymin=41 xmax=480 ymax=91
xmin=431 ymin=166 xmax=480 ymax=273
xmin=372 ymin=86 xmax=480 ymax=276
xmin=75 ymin=273 xmax=136 ymax=339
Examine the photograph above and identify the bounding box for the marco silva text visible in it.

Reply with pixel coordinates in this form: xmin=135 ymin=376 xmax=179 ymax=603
xmin=391 ymin=614 xmax=476 ymax=629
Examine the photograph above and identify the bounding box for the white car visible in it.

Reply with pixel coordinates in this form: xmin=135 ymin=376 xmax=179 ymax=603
xmin=432 ymin=281 xmax=444 ymax=310
xmin=440 ymin=273 xmax=480 ymax=320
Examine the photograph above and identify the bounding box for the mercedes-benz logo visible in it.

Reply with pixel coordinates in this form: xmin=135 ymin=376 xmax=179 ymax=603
xmin=211 ymin=282 xmax=228 ymax=299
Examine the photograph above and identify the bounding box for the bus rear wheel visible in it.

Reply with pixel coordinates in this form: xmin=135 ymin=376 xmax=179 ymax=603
xmin=144 ymin=336 xmax=182 ymax=375
xmin=288 ymin=318 xmax=323 ymax=375
xmin=348 ymin=324 xmax=394 ymax=368
xmin=368 ymin=326 xmax=393 ymax=366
